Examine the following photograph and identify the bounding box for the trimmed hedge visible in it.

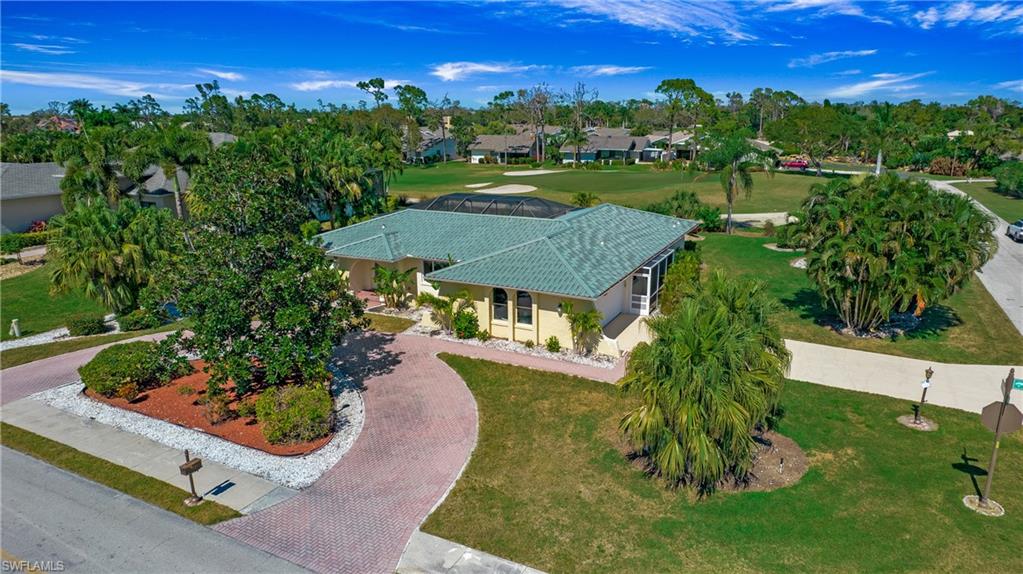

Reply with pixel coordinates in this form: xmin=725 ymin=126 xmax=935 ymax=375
xmin=67 ymin=314 xmax=107 ymax=336
xmin=255 ymin=384 xmax=334 ymax=444
xmin=117 ymin=308 xmax=163 ymax=331
xmin=453 ymin=310 xmax=479 ymax=339
xmin=78 ymin=341 xmax=192 ymax=397
xmin=993 ymin=161 xmax=1023 ymax=199
xmin=0 ymin=230 xmax=54 ymax=254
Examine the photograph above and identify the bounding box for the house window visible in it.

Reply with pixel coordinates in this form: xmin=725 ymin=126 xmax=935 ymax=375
xmin=493 ymin=289 xmax=508 ymax=321
xmin=423 ymin=260 xmax=450 ymax=274
xmin=516 ymin=291 xmax=532 ymax=325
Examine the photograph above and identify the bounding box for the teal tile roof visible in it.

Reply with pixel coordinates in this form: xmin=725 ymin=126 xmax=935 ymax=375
xmin=316 ymin=204 xmax=698 ymax=299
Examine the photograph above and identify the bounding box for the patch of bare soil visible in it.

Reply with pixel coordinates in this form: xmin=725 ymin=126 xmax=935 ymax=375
xmin=86 ymin=360 xmax=333 ymax=456
xmin=718 ymin=432 xmax=808 ymax=492
xmin=0 ymin=260 xmax=43 ymax=280
xmin=897 ymin=414 xmax=939 ymax=431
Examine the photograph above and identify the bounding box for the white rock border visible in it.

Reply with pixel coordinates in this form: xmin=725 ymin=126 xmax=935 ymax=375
xmin=407 ymin=325 xmax=617 ymax=369
xmin=29 ymin=367 xmax=364 ymax=490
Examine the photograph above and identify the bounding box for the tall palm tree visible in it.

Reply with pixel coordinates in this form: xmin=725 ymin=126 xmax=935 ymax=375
xmin=868 ymin=103 xmax=899 ymax=175
xmin=150 ymin=126 xmax=211 ymax=219
xmin=619 ymin=272 xmax=789 ymax=491
xmin=701 ymin=135 xmax=774 ymax=234
xmin=55 ymin=126 xmax=125 ymax=208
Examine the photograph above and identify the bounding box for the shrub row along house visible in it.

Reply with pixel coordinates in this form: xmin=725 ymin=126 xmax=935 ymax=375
xmin=317 ymin=193 xmax=698 ymax=355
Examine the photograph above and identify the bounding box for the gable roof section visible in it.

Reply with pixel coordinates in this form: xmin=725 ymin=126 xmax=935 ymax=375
xmin=427 ymin=204 xmax=696 ymax=298
xmin=1 ymin=162 xmax=64 ymax=200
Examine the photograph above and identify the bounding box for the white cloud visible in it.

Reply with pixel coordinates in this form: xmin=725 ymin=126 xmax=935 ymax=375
xmin=828 ymin=71 xmax=933 ymax=98
xmin=769 ymin=42 xmax=792 ymax=47
xmin=571 ymin=64 xmax=650 ymax=77
xmin=788 ymin=49 xmax=877 ymax=68
xmin=0 ymin=70 xmax=184 ymax=98
xmin=912 ymin=2 xmax=1023 ymax=34
xmin=764 ymin=1 xmax=892 ymax=25
xmin=995 ymin=79 xmax=1023 ymax=92
xmin=197 ymin=68 xmax=245 ymax=81
xmin=430 ymin=62 xmax=538 ymax=82
xmin=290 ymin=78 xmax=406 ymax=92
xmin=12 ymin=43 xmax=76 ymax=55
xmin=834 ymin=69 xmax=862 ymax=76
xmin=550 ymin=0 xmax=756 ymax=41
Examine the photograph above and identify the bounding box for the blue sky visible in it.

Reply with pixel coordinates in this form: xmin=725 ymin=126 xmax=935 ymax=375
xmin=1 ymin=1 xmax=1021 ymax=113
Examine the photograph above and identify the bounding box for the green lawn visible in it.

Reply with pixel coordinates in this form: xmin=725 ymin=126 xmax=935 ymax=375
xmin=952 ymin=182 xmax=1023 ymax=223
xmin=424 ymin=354 xmax=1023 ymax=573
xmin=0 ymin=321 xmax=189 ymax=369
xmin=364 ymin=312 xmax=415 ymax=334
xmin=1 ymin=264 xmax=107 ymax=341
xmin=391 ymin=162 xmax=832 ymax=213
xmin=1 ymin=423 xmax=240 ymax=525
xmin=699 ymin=233 xmax=1023 ymax=365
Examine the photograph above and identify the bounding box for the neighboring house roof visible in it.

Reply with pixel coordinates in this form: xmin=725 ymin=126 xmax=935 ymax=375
xmin=0 ymin=162 xmax=65 ymax=200
xmin=317 ymin=201 xmax=697 ymax=299
xmin=415 ymin=127 xmax=453 ymax=153
xmin=647 ymin=131 xmax=694 ymax=147
xmin=409 ymin=193 xmax=576 ymax=219
xmin=561 ymin=127 xmax=650 ymax=154
xmin=469 ymin=132 xmax=536 ymax=153
xmin=120 ymin=164 xmax=189 ymax=198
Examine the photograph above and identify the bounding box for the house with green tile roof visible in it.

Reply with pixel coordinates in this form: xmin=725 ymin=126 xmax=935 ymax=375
xmin=316 ymin=195 xmax=699 ymax=355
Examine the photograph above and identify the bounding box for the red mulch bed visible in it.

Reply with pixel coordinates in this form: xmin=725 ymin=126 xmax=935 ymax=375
xmin=85 ymin=360 xmax=333 ymax=456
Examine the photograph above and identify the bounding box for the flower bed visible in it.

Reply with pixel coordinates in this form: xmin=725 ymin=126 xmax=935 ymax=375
xmin=85 ymin=360 xmax=333 ymax=456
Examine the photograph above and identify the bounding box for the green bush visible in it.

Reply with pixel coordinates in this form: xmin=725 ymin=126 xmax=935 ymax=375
xmin=300 ymin=219 xmax=323 ymax=240
xmin=545 ymin=336 xmax=561 ymax=353
xmin=117 ymin=308 xmax=163 ymax=331
xmin=453 ymin=310 xmax=479 ymax=339
xmin=79 ymin=341 xmax=176 ymax=397
xmin=255 ymin=384 xmax=334 ymax=444
xmin=696 ymin=205 xmax=724 ymax=232
xmin=476 ymin=330 xmax=491 ymax=342
xmin=524 ymin=339 xmax=536 ymax=349
xmin=762 ymin=221 xmax=776 ymax=237
xmin=993 ymin=161 xmax=1023 ymax=199
xmin=67 ymin=314 xmax=107 ymax=336
xmin=1 ymin=230 xmax=54 ymax=254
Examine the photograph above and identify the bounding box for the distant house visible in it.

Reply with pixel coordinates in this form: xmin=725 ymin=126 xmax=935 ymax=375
xmin=469 ymin=128 xmax=536 ymax=164
xmin=120 ymin=165 xmax=189 ymax=215
xmin=35 ymin=115 xmax=80 ymax=133
xmin=646 ymin=131 xmax=696 ymax=161
xmin=560 ymin=127 xmax=650 ymax=163
xmin=410 ymin=127 xmax=457 ymax=163
xmin=1 ymin=162 xmax=65 ymax=234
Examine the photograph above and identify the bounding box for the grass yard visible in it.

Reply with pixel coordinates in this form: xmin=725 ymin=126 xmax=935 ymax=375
xmin=0 ymin=321 xmax=189 ymax=369
xmin=424 ymin=354 xmax=1023 ymax=573
xmin=390 ymin=162 xmax=832 ymax=213
xmin=699 ymin=234 xmax=1023 ymax=365
xmin=952 ymin=181 xmax=1023 ymax=223
xmin=364 ymin=312 xmax=415 ymax=334
xmin=0 ymin=264 xmax=107 ymax=341
xmin=0 ymin=423 xmax=240 ymax=525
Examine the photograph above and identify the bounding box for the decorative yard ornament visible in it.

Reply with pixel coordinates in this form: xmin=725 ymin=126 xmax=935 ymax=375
xmin=179 ymin=449 xmax=204 ymax=506
xmin=966 ymin=369 xmax=1020 ymax=516
xmin=9 ymin=319 xmax=20 ymax=338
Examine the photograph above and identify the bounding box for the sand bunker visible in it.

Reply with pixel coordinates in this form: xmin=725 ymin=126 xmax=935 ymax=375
xmin=503 ymin=169 xmax=565 ymax=176
xmin=477 ymin=184 xmax=538 ymax=194
xmin=465 ymin=182 xmax=493 ymax=188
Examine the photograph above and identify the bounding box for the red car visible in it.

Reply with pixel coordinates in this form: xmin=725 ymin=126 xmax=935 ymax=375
xmin=779 ymin=159 xmax=809 ymax=170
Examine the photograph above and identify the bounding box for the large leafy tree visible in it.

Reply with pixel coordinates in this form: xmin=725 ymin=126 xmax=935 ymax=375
xmin=620 ymin=272 xmax=790 ymax=491
xmin=767 ymin=105 xmax=843 ymax=176
xmin=163 ymin=144 xmax=365 ymax=394
xmin=48 ymin=201 xmax=182 ymax=313
xmin=700 ymin=134 xmax=774 ymax=233
xmin=800 ymin=174 xmax=996 ymax=332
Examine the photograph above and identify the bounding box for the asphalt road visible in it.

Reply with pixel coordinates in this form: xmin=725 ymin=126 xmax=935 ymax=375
xmin=0 ymin=447 xmax=307 ymax=574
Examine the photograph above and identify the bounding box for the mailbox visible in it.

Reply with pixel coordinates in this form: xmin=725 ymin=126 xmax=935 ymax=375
xmin=180 ymin=457 xmax=203 ymax=476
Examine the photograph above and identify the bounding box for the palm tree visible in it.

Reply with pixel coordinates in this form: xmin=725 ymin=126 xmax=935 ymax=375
xmin=55 ymin=126 xmax=125 ymax=208
xmin=619 ymin=272 xmax=789 ymax=491
xmin=48 ymin=201 xmax=181 ymax=313
xmin=561 ymin=300 xmax=603 ymax=354
xmin=373 ymin=265 xmax=415 ymax=309
xmin=868 ymin=103 xmax=899 ymax=175
xmin=416 ymin=289 xmax=474 ymax=333
xmin=701 ymin=135 xmax=774 ymax=234
xmin=150 ymin=126 xmax=210 ymax=219
xmin=571 ymin=192 xmax=600 ymax=207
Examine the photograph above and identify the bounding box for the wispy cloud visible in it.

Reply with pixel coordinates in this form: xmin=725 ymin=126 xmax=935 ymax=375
xmin=29 ymin=34 xmax=87 ymax=44
xmin=571 ymin=64 xmax=650 ymax=77
xmin=995 ymin=79 xmax=1023 ymax=92
xmin=196 ymin=68 xmax=245 ymax=81
xmin=430 ymin=62 xmax=538 ymax=82
xmin=0 ymin=70 xmax=187 ymax=98
xmin=833 ymin=69 xmax=862 ymax=76
xmin=788 ymin=48 xmax=877 ymax=68
xmin=828 ymin=71 xmax=933 ymax=98
xmin=290 ymin=77 xmax=406 ymax=92
xmin=764 ymin=1 xmax=892 ymax=25
xmin=12 ymin=43 xmax=77 ymax=55
xmin=913 ymin=2 xmax=1023 ymax=34
xmin=550 ymin=0 xmax=755 ymax=41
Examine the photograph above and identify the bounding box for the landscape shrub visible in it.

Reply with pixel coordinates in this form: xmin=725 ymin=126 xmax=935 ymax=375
xmin=67 ymin=314 xmax=107 ymax=336
xmin=117 ymin=308 xmax=163 ymax=331
xmin=0 ymin=230 xmax=54 ymax=254
xmin=300 ymin=219 xmax=323 ymax=240
xmin=773 ymin=224 xmax=802 ymax=249
xmin=237 ymin=397 xmax=257 ymax=419
xmin=695 ymin=205 xmax=724 ymax=232
xmin=625 ymin=158 xmax=637 ymax=166
xmin=256 ymin=384 xmax=334 ymax=444
xmin=993 ymin=161 xmax=1023 ymax=198
xmin=583 ymin=162 xmax=603 ymax=171
xmin=545 ymin=336 xmax=561 ymax=353
xmin=79 ymin=341 xmax=184 ymax=397
xmin=762 ymin=221 xmax=776 ymax=236
xmin=476 ymin=330 xmax=491 ymax=342
xmin=203 ymin=391 xmax=233 ymax=425
xmin=115 ymin=382 xmax=141 ymax=402
xmin=523 ymin=339 xmax=536 ymax=349
xmin=928 ymin=156 xmax=967 ymax=177
xmin=453 ymin=309 xmax=479 ymax=339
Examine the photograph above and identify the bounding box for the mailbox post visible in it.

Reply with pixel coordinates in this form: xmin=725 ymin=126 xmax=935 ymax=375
xmin=915 ymin=367 xmax=934 ymax=424
xmin=179 ymin=449 xmax=204 ymax=506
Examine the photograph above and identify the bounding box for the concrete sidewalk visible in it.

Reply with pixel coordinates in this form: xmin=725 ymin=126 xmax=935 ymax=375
xmin=0 ymin=397 xmax=293 ymax=512
xmin=398 ymin=530 xmax=544 ymax=574
xmin=787 ymin=339 xmax=1019 ymax=413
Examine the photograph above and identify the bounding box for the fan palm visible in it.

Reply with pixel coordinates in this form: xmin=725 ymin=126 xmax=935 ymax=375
xmin=561 ymin=301 xmax=603 ymax=354
xmin=373 ymin=265 xmax=415 ymax=309
xmin=701 ymin=135 xmax=774 ymax=234
xmin=619 ymin=272 xmax=789 ymax=491
xmin=150 ymin=126 xmax=211 ymax=218
xmin=416 ymin=289 xmax=474 ymax=333
xmin=571 ymin=192 xmax=600 ymax=207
